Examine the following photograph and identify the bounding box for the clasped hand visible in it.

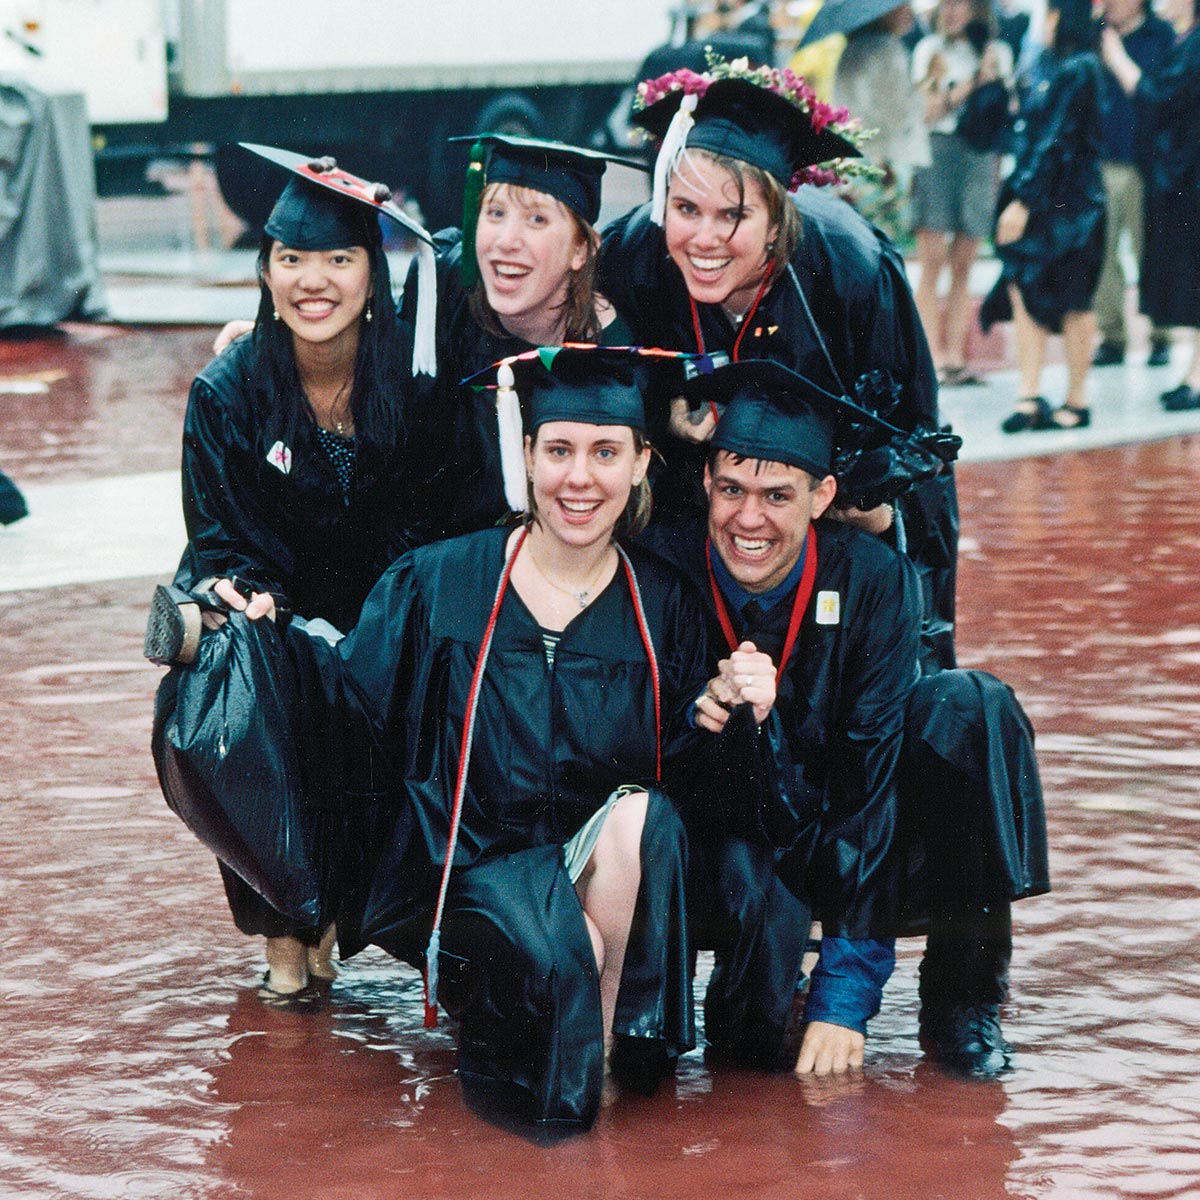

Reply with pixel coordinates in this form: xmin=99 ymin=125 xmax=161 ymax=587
xmin=198 ymin=577 xmax=277 ymax=630
xmin=694 ymin=641 xmax=776 ymax=732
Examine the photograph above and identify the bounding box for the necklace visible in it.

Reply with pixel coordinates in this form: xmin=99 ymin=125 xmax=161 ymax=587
xmin=526 ymin=541 xmax=613 ymax=609
xmin=306 ymin=376 xmax=354 ymax=437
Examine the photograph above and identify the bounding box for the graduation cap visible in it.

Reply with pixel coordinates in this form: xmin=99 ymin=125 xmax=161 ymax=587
xmin=465 ymin=345 xmax=701 ymax=511
xmin=448 ymin=134 xmax=648 ymax=289
xmin=240 ymin=142 xmax=438 ymax=376
xmin=688 ymin=359 xmax=898 ymax=481
xmin=634 ymin=69 xmax=862 ymax=224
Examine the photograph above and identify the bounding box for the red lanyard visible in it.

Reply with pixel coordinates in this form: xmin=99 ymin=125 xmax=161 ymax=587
xmin=704 ymin=525 xmax=818 ymax=683
xmin=424 ymin=528 xmax=662 ymax=1026
xmin=688 ymin=270 xmax=775 ymax=420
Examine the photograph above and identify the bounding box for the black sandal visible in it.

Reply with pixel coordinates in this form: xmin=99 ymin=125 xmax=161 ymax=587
xmin=1049 ymin=404 xmax=1090 ymax=429
xmin=1000 ymin=397 xmax=1053 ymax=434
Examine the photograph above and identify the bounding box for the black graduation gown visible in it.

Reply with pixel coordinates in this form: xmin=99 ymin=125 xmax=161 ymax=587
xmin=168 ymin=335 xmax=416 ymax=942
xmin=398 ymin=231 xmax=530 ymax=541
xmin=981 ymin=51 xmax=1106 ymax=334
xmin=174 ymin=336 xmax=417 ymax=630
xmin=1136 ymin=27 xmax=1200 ymax=328
xmin=642 ymin=515 xmax=1048 ymax=1062
xmin=280 ymin=528 xmax=780 ymax=1127
xmin=399 ymin=230 xmax=637 ymax=543
xmin=599 ymin=192 xmax=959 ymax=671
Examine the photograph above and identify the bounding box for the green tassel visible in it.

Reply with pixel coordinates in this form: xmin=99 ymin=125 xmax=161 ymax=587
xmin=460 ymin=140 xmax=486 ymax=291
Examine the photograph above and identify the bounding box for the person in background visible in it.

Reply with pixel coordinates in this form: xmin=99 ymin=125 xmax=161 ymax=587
xmin=0 ymin=468 xmax=28 ymax=525
xmin=1103 ymin=0 xmax=1200 ymax=411
xmin=1091 ymin=0 xmax=1175 ymax=368
xmin=833 ymin=4 xmax=931 ymax=244
xmin=985 ymin=0 xmax=1105 ymax=433
xmin=910 ymin=0 xmax=1014 ymax=388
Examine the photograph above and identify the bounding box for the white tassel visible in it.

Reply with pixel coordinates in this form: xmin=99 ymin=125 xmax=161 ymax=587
xmin=495 ymin=363 xmax=527 ymax=512
xmin=425 ymin=926 xmax=441 ymax=1009
xmin=651 ymin=92 xmax=699 ymax=226
xmin=411 ymin=239 xmax=438 ymax=377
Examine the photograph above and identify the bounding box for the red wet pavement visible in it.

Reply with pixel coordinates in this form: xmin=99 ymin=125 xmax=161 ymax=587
xmin=2 ymin=329 xmax=1199 ymax=1199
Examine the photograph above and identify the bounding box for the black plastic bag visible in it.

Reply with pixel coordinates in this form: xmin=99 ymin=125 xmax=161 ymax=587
xmin=151 ymin=613 xmax=325 ymax=927
xmin=833 ymin=371 xmax=962 ymax=511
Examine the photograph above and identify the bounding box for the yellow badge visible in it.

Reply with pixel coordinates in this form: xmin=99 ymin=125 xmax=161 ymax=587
xmin=815 ymin=591 xmax=840 ymax=626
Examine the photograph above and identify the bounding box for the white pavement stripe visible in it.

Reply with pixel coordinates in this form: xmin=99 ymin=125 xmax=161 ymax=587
xmin=3 ymin=348 xmax=1200 ymax=597
xmin=0 ymin=472 xmax=184 ymax=593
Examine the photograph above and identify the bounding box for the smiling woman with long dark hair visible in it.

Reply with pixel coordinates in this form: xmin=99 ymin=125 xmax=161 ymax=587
xmin=161 ymin=162 xmax=425 ymax=999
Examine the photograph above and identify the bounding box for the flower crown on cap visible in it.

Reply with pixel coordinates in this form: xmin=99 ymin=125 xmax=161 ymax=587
xmin=634 ymin=49 xmax=875 ymax=190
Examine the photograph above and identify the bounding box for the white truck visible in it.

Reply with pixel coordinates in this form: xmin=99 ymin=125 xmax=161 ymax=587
xmin=0 ymin=0 xmax=689 ymax=228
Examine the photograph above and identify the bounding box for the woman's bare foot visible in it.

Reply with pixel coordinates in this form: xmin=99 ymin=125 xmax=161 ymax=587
xmin=263 ymin=935 xmax=309 ymax=995
xmin=600 ymin=1034 xmax=619 ymax=1108
xmin=306 ymin=924 xmax=338 ymax=982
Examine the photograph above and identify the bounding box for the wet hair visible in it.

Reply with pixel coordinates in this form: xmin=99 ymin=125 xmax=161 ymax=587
xmin=1049 ymin=0 xmax=1101 ymax=54
xmin=526 ymin=425 xmax=653 ymax=540
xmin=670 ymin=149 xmax=800 ymax=286
xmin=706 ymin=445 xmax=823 ymax=490
xmin=466 ymin=183 xmax=602 ymax=343
xmin=252 ymin=225 xmax=407 ymax=466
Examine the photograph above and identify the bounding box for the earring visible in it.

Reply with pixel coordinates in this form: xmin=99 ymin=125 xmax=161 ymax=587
xmin=365 ymin=304 xmax=373 ymax=323
xmin=765 ymin=241 xmax=776 ymax=255
xmin=272 ymin=309 xmax=280 ymax=321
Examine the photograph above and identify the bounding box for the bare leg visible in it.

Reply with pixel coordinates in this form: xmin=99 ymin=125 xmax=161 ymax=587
xmin=943 ymin=234 xmax=982 ymax=372
xmin=574 ymin=791 xmax=648 ymax=1051
xmin=914 ymin=230 xmax=950 ymax=368
xmin=1185 ymin=328 xmax=1200 ymax=390
xmin=1060 ymin=310 xmax=1096 ymax=413
xmin=307 ymin=923 xmax=338 ymax=981
xmin=265 ymin=935 xmax=308 ymax=994
xmin=1011 ymin=285 xmax=1049 ymax=402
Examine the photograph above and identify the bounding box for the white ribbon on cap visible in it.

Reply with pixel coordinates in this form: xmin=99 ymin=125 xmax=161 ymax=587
xmin=651 ymin=92 xmax=699 ymax=226
xmin=495 ymin=362 xmax=528 ymax=512
xmin=412 ymin=240 xmax=438 ymax=377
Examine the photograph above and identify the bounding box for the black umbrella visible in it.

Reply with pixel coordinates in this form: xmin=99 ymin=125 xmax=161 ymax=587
xmin=799 ymin=0 xmax=911 ymax=47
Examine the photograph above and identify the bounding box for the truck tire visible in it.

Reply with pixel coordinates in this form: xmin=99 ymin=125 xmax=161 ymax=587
xmin=214 ymin=143 xmax=277 ymax=234
xmin=470 ymin=93 xmax=547 ymax=140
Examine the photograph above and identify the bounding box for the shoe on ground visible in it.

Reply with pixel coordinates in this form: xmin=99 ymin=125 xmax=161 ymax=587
xmin=1000 ymin=397 xmax=1053 ymax=434
xmin=1091 ymin=341 xmax=1125 ymax=367
xmin=1049 ymin=404 xmax=1090 ymax=429
xmin=1147 ymin=337 xmax=1172 ymax=368
xmin=919 ymin=1002 xmax=1013 ymax=1078
xmin=1161 ymin=383 xmax=1200 ymax=412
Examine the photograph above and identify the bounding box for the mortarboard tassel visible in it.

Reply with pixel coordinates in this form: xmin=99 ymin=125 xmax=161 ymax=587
xmin=651 ymin=92 xmax=698 ymax=226
xmin=459 ymin=139 xmax=487 ymax=291
xmin=411 ymin=238 xmax=438 ymax=377
xmin=495 ymin=362 xmax=528 ymax=512
xmin=423 ymin=928 xmax=441 ymax=1027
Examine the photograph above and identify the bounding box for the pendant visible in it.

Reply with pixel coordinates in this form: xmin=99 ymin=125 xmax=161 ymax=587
xmin=575 ymin=591 xmax=589 ymax=609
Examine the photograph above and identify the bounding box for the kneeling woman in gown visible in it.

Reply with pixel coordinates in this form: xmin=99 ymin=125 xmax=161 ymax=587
xmin=165 ymin=347 xmax=785 ymax=1129
xmin=157 ymin=149 xmax=432 ymax=998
